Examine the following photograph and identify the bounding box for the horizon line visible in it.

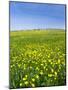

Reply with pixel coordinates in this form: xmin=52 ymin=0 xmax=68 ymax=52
xmin=10 ymin=28 xmax=65 ymax=31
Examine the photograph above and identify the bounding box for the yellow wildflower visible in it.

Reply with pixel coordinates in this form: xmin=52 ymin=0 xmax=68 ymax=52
xmin=48 ymin=74 xmax=52 ymax=77
xmin=30 ymin=66 xmax=32 ymax=69
xmin=58 ymin=59 xmax=60 ymax=64
xmin=48 ymin=54 xmax=50 ymax=58
xmin=41 ymin=63 xmax=44 ymax=66
xmin=51 ymin=62 xmax=53 ymax=65
xmin=31 ymin=83 xmax=35 ymax=87
xmin=54 ymin=77 xmax=57 ymax=80
xmin=18 ymin=64 xmax=21 ymax=68
xmin=36 ymin=67 xmax=39 ymax=70
xmin=35 ymin=75 xmax=39 ymax=79
xmin=51 ymin=69 xmax=54 ymax=73
xmin=55 ymin=72 xmax=57 ymax=76
xmin=40 ymin=70 xmax=43 ymax=75
xmin=44 ymin=66 xmax=46 ymax=69
xmin=10 ymin=65 xmax=13 ymax=68
xmin=24 ymin=81 xmax=28 ymax=85
xmin=49 ymin=59 xmax=51 ymax=62
xmin=20 ymin=83 xmax=22 ymax=87
xmin=25 ymin=75 xmax=28 ymax=78
xmin=23 ymin=77 xmax=27 ymax=81
xmin=32 ymin=78 xmax=35 ymax=82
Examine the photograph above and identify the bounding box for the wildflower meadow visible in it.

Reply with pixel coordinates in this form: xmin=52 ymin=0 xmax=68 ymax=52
xmin=10 ymin=30 xmax=66 ymax=88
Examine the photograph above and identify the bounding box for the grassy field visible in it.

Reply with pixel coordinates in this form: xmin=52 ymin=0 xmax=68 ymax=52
xmin=10 ymin=30 xmax=66 ymax=88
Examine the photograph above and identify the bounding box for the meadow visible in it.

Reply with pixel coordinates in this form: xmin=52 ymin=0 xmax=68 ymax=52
xmin=10 ymin=29 xmax=66 ymax=88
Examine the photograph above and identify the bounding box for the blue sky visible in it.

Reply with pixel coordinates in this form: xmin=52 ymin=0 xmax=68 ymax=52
xmin=10 ymin=2 xmax=65 ymax=31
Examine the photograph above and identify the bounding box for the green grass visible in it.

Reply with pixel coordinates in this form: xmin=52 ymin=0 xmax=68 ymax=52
xmin=10 ymin=30 xmax=66 ymax=88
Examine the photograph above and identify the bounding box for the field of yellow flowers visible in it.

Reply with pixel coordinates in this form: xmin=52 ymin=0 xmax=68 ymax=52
xmin=10 ymin=30 xmax=66 ymax=88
